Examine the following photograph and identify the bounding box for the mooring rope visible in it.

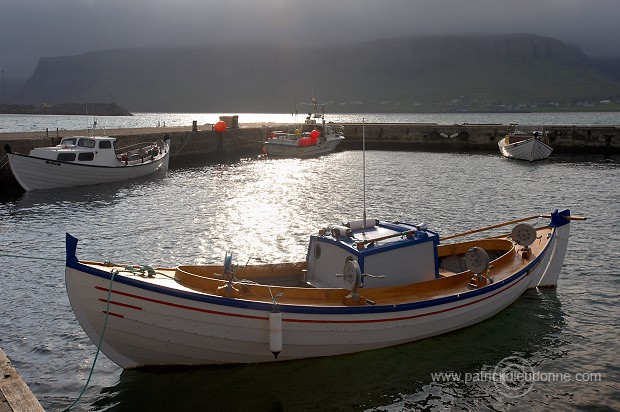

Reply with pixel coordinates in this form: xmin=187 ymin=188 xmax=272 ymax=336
xmin=0 ymin=252 xmax=176 ymax=409
xmin=0 ymin=253 xmax=65 ymax=262
xmin=0 ymin=154 xmax=9 ymax=170
xmin=173 ymin=130 xmax=194 ymax=154
xmin=63 ymin=268 xmax=117 ymax=412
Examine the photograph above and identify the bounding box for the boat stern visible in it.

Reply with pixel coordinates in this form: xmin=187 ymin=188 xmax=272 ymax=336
xmin=528 ymin=209 xmax=572 ymax=288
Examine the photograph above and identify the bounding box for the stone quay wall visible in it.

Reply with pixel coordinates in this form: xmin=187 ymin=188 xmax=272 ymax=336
xmin=1 ymin=122 xmax=619 ymax=192
xmin=339 ymin=123 xmax=620 ymax=154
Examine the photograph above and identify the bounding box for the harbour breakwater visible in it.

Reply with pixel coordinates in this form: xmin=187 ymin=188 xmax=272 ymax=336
xmin=1 ymin=123 xmax=619 ymax=193
xmin=341 ymin=123 xmax=620 ymax=154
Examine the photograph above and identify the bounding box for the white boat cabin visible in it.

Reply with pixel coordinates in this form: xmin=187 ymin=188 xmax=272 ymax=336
xmin=299 ymin=118 xmax=344 ymax=139
xmin=305 ymin=218 xmax=440 ymax=289
xmin=29 ymin=136 xmax=119 ymax=167
xmin=29 ymin=136 xmax=165 ymax=167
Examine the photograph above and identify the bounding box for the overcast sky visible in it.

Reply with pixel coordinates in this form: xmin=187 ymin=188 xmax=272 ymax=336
xmin=1 ymin=0 xmax=619 ymax=77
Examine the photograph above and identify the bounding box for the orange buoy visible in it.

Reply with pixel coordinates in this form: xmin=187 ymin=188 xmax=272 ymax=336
xmin=214 ymin=121 xmax=226 ymax=133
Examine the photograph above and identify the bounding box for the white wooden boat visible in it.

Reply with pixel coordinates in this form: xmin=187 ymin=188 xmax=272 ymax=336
xmin=65 ymin=209 xmax=582 ymax=369
xmin=4 ymin=134 xmax=170 ymax=191
xmin=498 ymin=130 xmax=553 ymax=161
xmin=263 ymin=100 xmax=345 ymax=157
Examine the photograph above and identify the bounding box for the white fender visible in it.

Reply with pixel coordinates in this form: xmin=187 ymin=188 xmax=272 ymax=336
xmin=269 ymin=311 xmax=283 ymax=358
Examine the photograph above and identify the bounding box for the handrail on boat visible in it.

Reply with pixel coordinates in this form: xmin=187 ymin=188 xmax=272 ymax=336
xmin=441 ymin=214 xmax=586 ymax=242
xmin=114 ymin=141 xmax=159 ymax=154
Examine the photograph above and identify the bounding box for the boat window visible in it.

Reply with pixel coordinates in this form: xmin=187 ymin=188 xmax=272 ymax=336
xmin=314 ymin=243 xmax=322 ymax=259
xmin=98 ymin=141 xmax=112 ymax=149
xmin=78 ymin=152 xmax=94 ymax=161
xmin=77 ymin=138 xmax=96 ymax=148
xmin=57 ymin=153 xmax=76 ymax=162
xmin=61 ymin=138 xmax=76 ymax=146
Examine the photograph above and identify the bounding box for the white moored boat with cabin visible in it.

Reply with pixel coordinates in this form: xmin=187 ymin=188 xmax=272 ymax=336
xmin=4 ymin=128 xmax=170 ymax=191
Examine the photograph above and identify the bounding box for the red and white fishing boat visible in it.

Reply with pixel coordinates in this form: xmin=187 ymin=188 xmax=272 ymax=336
xmin=65 ymin=209 xmax=581 ymax=369
xmin=263 ymin=100 xmax=345 ymax=158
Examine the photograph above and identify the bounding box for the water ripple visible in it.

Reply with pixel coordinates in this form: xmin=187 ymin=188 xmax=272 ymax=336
xmin=1 ymin=150 xmax=618 ymax=411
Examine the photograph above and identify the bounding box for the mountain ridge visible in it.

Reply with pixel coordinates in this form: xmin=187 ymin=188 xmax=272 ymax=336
xmin=14 ymin=34 xmax=620 ymax=112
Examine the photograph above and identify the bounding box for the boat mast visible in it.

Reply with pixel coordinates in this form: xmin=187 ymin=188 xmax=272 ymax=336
xmin=362 ymin=118 xmax=367 ymax=230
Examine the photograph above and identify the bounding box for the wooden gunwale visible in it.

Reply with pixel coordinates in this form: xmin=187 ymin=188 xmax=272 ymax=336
xmin=81 ymin=226 xmax=553 ymax=307
xmin=171 ymin=227 xmax=552 ymax=306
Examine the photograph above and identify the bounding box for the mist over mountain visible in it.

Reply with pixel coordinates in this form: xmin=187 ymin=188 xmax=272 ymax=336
xmin=13 ymin=34 xmax=620 ymax=113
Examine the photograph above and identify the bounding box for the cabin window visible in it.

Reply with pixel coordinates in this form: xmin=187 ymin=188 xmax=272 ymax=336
xmin=78 ymin=152 xmax=94 ymax=161
xmin=57 ymin=153 xmax=76 ymax=162
xmin=77 ymin=138 xmax=96 ymax=148
xmin=61 ymin=138 xmax=76 ymax=146
xmin=98 ymin=141 xmax=112 ymax=149
xmin=314 ymin=243 xmax=321 ymax=259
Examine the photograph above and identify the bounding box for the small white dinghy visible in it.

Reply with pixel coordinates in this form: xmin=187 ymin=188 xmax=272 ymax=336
xmin=498 ymin=130 xmax=553 ymax=161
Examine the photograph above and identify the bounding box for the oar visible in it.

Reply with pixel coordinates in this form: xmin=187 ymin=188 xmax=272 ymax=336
xmin=539 ymin=214 xmax=587 ymax=221
xmin=441 ymin=214 xmax=587 ymax=242
xmin=355 ymin=214 xmax=587 ymax=246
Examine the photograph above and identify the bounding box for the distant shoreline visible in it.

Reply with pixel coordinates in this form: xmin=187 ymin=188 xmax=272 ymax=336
xmin=2 ymin=105 xmax=620 ymax=116
xmin=0 ymin=103 xmax=132 ymax=116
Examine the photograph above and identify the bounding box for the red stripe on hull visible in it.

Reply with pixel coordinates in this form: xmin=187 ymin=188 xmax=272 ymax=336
xmin=93 ymin=271 xmax=529 ymax=324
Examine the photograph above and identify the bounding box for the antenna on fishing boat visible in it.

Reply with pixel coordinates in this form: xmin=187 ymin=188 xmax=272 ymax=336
xmin=362 ymin=117 xmax=367 ymax=230
xmin=84 ymin=103 xmax=89 ymax=134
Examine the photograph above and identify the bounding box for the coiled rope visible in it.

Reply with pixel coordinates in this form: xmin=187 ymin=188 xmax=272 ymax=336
xmin=101 ymin=262 xmax=177 ymax=280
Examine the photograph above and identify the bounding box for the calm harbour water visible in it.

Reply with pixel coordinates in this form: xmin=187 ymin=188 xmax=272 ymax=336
xmin=0 ymin=113 xmax=619 ymax=411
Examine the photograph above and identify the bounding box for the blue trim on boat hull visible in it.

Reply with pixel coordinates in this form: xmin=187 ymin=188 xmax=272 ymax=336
xmin=66 ymin=228 xmax=555 ymax=316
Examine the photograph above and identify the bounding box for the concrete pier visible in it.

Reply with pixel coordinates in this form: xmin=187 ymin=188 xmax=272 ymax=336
xmin=0 ymin=348 xmax=44 ymax=412
xmin=1 ymin=122 xmax=619 ymax=193
xmin=339 ymin=123 xmax=620 ymax=154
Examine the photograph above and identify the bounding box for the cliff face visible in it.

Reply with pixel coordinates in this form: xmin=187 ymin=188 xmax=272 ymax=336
xmin=14 ymin=34 xmax=620 ymax=112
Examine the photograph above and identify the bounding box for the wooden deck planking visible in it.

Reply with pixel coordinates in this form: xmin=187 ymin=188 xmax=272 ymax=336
xmin=0 ymin=348 xmax=44 ymax=412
